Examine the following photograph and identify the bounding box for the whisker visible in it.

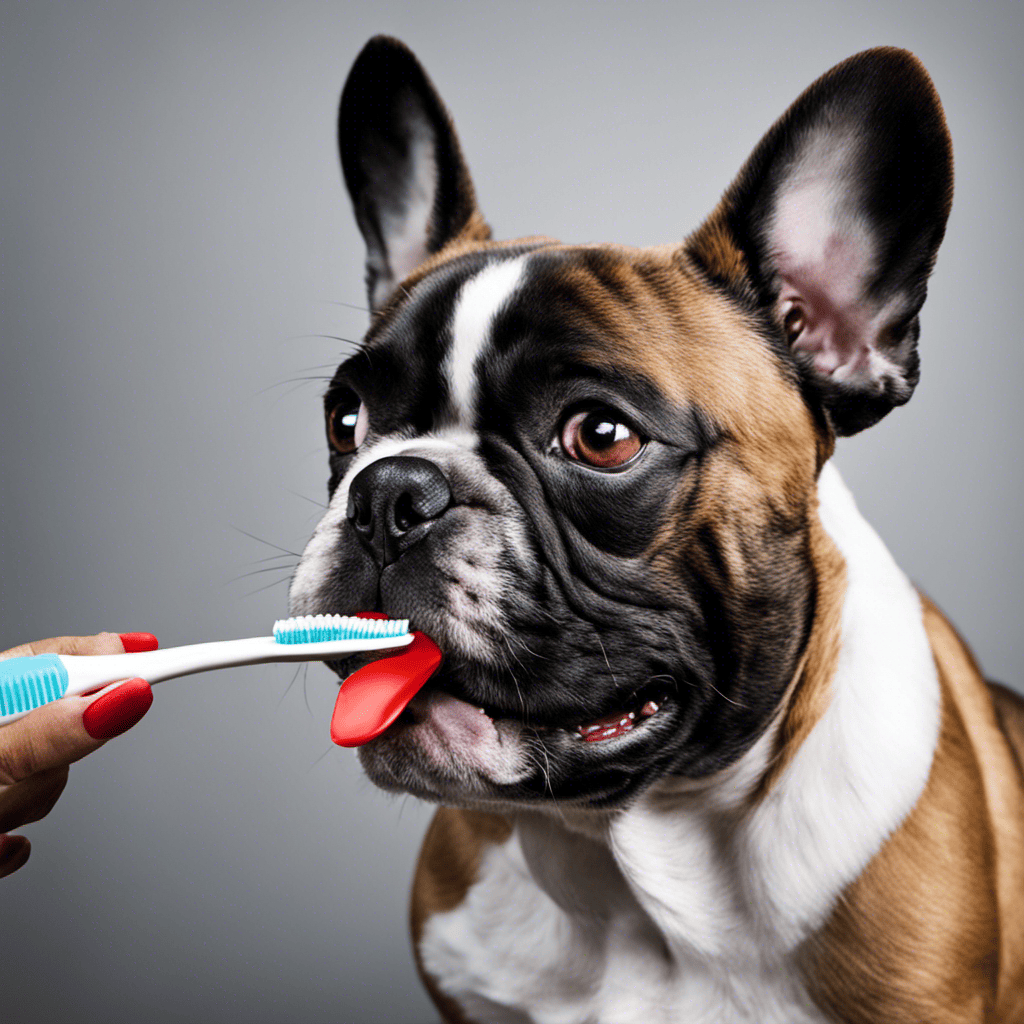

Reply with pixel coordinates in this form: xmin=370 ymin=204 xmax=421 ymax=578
xmin=321 ymin=299 xmax=370 ymax=313
xmin=507 ymin=634 xmax=547 ymax=661
xmin=595 ymin=635 xmax=618 ymax=688
xmin=279 ymin=332 xmax=363 ymax=347
xmin=240 ymin=575 xmax=294 ymax=598
xmin=663 ymin=621 xmax=744 ymax=708
xmin=226 ymin=563 xmax=298 ymax=585
xmin=230 ymin=526 xmax=302 ymax=558
xmin=500 ymin=637 xmax=528 ymax=720
xmin=306 ymin=744 xmax=336 ymax=773
xmin=277 ymin=663 xmax=304 ymax=710
xmin=523 ymin=738 xmax=568 ymax=827
xmin=256 ymin=375 xmax=335 ymax=397
xmin=246 ymin=552 xmax=303 ymax=567
xmin=280 ymin=486 xmax=327 ymax=510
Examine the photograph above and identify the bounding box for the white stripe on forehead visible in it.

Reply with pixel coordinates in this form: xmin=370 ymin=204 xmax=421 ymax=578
xmin=445 ymin=256 xmax=528 ymax=423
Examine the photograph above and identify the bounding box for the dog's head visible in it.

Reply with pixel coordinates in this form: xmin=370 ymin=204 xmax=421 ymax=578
xmin=290 ymin=38 xmax=951 ymax=810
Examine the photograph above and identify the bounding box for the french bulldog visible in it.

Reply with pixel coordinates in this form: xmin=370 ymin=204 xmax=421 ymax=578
xmin=289 ymin=36 xmax=1024 ymax=1023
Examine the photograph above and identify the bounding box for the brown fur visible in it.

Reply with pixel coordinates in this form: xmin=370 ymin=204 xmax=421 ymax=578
xmin=990 ymin=683 xmax=1024 ymax=786
xmin=758 ymin=511 xmax=847 ymax=796
xmin=803 ymin=597 xmax=1024 ymax=1023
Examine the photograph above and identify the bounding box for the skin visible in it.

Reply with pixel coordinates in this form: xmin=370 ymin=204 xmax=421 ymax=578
xmin=0 ymin=632 xmax=152 ymax=878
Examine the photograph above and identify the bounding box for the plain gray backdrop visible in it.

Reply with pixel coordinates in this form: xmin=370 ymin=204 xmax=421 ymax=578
xmin=1 ymin=2 xmax=1021 ymax=1022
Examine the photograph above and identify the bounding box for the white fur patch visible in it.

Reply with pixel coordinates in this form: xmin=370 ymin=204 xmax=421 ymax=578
xmin=445 ymin=257 xmax=528 ymax=421
xmin=417 ymin=462 xmax=941 ymax=1022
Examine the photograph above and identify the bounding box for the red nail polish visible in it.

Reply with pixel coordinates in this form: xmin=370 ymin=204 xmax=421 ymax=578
xmin=119 ymin=632 xmax=159 ymax=653
xmin=83 ymin=678 xmax=154 ymax=740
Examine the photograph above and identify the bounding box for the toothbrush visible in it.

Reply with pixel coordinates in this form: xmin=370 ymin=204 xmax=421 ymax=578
xmin=0 ymin=614 xmax=416 ymax=727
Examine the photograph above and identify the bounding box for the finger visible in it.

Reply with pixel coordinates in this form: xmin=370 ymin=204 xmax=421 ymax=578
xmin=0 ymin=835 xmax=31 ymax=878
xmin=0 ymin=678 xmax=153 ymax=785
xmin=0 ymin=631 xmax=158 ymax=661
xmin=0 ymin=765 xmax=69 ymax=833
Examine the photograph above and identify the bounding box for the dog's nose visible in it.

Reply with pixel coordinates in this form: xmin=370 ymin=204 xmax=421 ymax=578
xmin=346 ymin=456 xmax=453 ymax=568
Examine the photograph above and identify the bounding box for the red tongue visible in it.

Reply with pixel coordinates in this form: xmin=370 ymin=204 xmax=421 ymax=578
xmin=330 ymin=616 xmax=443 ymax=747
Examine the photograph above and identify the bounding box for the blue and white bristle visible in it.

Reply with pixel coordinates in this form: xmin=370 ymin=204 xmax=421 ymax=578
xmin=272 ymin=614 xmax=410 ymax=645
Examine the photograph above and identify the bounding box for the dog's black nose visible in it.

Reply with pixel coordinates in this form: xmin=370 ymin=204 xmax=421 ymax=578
xmin=346 ymin=456 xmax=453 ymax=568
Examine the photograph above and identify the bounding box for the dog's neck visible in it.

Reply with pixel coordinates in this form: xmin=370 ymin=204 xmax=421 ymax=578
xmin=508 ymin=463 xmax=941 ymax=967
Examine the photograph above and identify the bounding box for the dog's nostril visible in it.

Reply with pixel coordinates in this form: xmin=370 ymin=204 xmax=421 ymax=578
xmin=393 ymin=492 xmax=426 ymax=533
xmin=349 ymin=492 xmax=373 ymax=531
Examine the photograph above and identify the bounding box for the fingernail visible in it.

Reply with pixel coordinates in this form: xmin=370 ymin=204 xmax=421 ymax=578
xmin=83 ymin=678 xmax=154 ymax=740
xmin=119 ymin=632 xmax=159 ymax=653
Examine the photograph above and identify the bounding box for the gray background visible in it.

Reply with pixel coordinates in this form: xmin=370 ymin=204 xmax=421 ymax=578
xmin=1 ymin=1 xmax=1021 ymax=1021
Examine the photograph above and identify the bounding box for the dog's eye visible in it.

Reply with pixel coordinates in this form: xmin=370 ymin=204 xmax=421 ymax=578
xmin=560 ymin=408 xmax=644 ymax=468
xmin=328 ymin=400 xmax=367 ymax=454
xmin=782 ymin=301 xmax=806 ymax=342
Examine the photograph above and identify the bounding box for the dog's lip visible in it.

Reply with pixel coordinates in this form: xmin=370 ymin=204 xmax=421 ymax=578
xmin=327 ymin=629 xmax=672 ymax=744
xmin=393 ymin=671 xmax=672 ymax=745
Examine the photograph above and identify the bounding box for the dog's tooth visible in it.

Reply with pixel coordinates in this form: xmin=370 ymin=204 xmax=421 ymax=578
xmin=640 ymin=701 xmax=660 ymax=717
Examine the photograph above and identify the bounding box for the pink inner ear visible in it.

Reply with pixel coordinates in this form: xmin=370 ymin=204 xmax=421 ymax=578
xmin=772 ymin=181 xmax=884 ymax=386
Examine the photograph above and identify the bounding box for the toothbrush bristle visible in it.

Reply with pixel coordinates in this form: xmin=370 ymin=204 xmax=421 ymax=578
xmin=272 ymin=614 xmax=410 ymax=645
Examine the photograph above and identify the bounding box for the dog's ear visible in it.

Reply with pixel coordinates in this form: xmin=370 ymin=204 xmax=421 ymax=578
xmin=339 ymin=36 xmax=490 ymax=312
xmin=687 ymin=48 xmax=953 ymax=435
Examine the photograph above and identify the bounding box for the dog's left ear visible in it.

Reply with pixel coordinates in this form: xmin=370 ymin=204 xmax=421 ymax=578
xmin=339 ymin=36 xmax=490 ymax=312
xmin=688 ymin=48 xmax=953 ymax=435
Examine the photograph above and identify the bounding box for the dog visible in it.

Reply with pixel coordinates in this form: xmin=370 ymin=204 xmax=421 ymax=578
xmin=289 ymin=36 xmax=1024 ymax=1023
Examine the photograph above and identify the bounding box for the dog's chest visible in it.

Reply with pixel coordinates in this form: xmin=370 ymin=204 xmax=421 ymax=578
xmin=417 ymin=821 xmax=827 ymax=1024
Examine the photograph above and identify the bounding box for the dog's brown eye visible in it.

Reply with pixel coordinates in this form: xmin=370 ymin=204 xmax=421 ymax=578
xmin=328 ymin=401 xmax=367 ymax=454
xmin=561 ymin=408 xmax=644 ymax=468
xmin=783 ymin=303 xmax=806 ymax=341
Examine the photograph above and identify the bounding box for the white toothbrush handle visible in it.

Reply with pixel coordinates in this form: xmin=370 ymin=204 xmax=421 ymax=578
xmin=0 ymin=634 xmax=415 ymax=726
xmin=57 ymin=634 xmax=413 ymax=695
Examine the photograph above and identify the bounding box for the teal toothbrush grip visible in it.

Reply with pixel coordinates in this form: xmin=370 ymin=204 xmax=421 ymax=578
xmin=0 ymin=654 xmax=70 ymax=718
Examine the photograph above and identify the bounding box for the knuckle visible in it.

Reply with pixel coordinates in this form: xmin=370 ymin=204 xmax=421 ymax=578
xmin=0 ymin=740 xmax=38 ymax=786
xmin=81 ymin=632 xmax=124 ymax=656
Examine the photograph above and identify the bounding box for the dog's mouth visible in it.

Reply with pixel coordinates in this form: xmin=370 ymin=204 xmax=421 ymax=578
xmin=326 ymin=624 xmax=672 ymax=764
xmin=388 ymin=664 xmax=672 ymax=746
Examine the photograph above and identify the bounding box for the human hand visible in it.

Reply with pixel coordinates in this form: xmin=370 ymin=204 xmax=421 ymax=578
xmin=0 ymin=632 xmax=157 ymax=877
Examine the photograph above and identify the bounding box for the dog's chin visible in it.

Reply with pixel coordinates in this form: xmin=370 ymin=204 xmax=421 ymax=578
xmin=356 ymin=687 xmax=534 ymax=805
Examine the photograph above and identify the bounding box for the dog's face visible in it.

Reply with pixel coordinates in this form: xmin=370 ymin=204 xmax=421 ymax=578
xmin=290 ymin=39 xmax=951 ymax=810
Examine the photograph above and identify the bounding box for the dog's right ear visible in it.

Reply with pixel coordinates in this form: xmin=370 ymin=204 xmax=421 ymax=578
xmin=339 ymin=36 xmax=490 ymax=312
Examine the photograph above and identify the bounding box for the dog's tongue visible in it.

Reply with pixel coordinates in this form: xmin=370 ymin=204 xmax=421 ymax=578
xmin=330 ymin=617 xmax=442 ymax=747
